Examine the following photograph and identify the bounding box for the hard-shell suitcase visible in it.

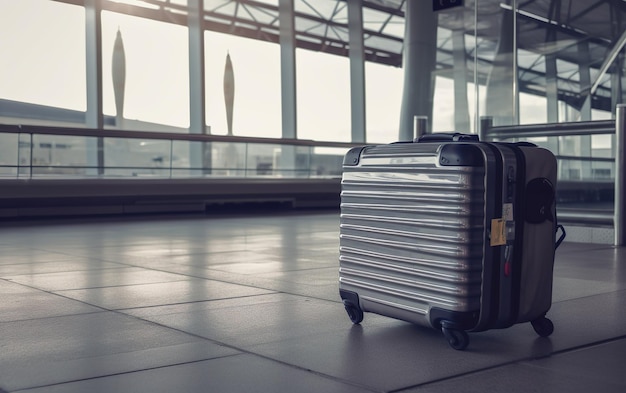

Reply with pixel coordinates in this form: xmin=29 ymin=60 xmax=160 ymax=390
xmin=338 ymin=133 xmax=565 ymax=350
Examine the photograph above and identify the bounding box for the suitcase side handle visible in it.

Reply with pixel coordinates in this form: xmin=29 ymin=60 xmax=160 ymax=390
xmin=416 ymin=132 xmax=479 ymax=143
xmin=555 ymin=224 xmax=566 ymax=249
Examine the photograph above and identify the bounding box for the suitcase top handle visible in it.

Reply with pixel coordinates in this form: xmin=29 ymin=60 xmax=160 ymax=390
xmin=416 ymin=133 xmax=479 ymax=143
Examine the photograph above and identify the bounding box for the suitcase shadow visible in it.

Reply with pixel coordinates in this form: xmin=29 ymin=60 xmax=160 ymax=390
xmin=346 ymin=320 xmax=447 ymax=346
xmin=530 ymin=337 xmax=555 ymax=358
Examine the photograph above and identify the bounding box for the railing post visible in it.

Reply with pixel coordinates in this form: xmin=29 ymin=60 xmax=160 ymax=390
xmin=245 ymin=143 xmax=249 ymax=178
xmin=413 ymin=116 xmax=428 ymax=141
xmin=614 ymin=104 xmax=626 ymax=246
xmin=169 ymin=140 xmax=174 ymax=178
xmin=479 ymin=116 xmax=493 ymax=142
xmin=29 ymin=132 xmax=33 ymax=179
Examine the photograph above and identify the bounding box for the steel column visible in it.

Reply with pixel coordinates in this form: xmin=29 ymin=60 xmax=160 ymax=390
xmin=578 ymin=40 xmax=592 ymax=180
xmin=85 ymin=0 xmax=104 ymax=175
xmin=279 ymin=0 xmax=297 ymax=140
xmin=485 ymin=6 xmax=516 ymax=126
xmin=398 ymin=0 xmax=438 ymax=141
xmin=188 ymin=0 xmax=208 ymax=174
xmin=348 ymin=0 xmax=366 ymax=143
xmin=452 ymin=27 xmax=470 ymax=133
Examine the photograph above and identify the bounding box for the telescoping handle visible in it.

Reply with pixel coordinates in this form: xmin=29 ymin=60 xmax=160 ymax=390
xmin=416 ymin=132 xmax=479 ymax=143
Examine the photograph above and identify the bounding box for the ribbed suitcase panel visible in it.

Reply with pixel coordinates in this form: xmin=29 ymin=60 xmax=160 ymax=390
xmin=339 ymin=146 xmax=486 ymax=325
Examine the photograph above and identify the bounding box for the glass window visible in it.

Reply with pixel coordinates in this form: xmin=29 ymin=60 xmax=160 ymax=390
xmin=520 ymin=92 xmax=547 ymax=124
xmin=432 ymin=76 xmax=455 ymax=132
xmin=0 ymin=133 xmax=18 ymax=177
xmin=311 ymin=146 xmax=349 ymax=177
xmin=432 ymin=9 xmax=479 ymax=134
xmin=0 ymin=0 xmax=85 ymax=116
xmin=101 ymin=11 xmax=189 ymax=129
xmin=204 ymin=31 xmax=281 ymax=138
xmin=104 ymin=137 xmax=172 ymax=177
xmin=478 ymin=7 xmax=515 ymax=127
xmin=468 ymin=82 xmax=486 ymax=134
xmin=365 ymin=62 xmax=403 ymax=143
xmin=363 ymin=8 xmax=403 ymax=39
xmin=296 ymin=48 xmax=350 ymax=142
xmin=22 ymin=134 xmax=93 ymax=177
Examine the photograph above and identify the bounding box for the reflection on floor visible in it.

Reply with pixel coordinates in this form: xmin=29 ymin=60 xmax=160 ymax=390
xmin=0 ymin=211 xmax=625 ymax=392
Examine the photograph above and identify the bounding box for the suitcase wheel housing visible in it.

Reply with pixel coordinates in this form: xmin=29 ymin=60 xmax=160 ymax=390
xmin=344 ymin=304 xmax=364 ymax=324
xmin=441 ymin=325 xmax=470 ymax=350
xmin=340 ymin=290 xmax=364 ymax=324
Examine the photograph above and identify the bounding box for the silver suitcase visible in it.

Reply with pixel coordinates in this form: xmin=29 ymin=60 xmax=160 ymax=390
xmin=338 ymin=134 xmax=565 ymax=350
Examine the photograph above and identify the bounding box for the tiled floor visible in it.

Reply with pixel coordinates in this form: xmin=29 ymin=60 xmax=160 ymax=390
xmin=0 ymin=211 xmax=625 ymax=392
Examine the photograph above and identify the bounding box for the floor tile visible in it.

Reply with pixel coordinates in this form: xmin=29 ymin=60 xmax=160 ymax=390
xmin=399 ymin=361 xmax=625 ymax=393
xmin=125 ymin=293 xmax=362 ymax=348
xmin=0 ymin=279 xmax=102 ymax=322
xmin=248 ymin=319 xmax=559 ymax=392
xmin=546 ymin=290 xmax=626 ymax=350
xmin=55 ymin=278 xmax=276 ymax=310
xmin=0 ymin=260 xmax=124 ymax=276
xmin=4 ymin=267 xmax=192 ymax=291
xmin=18 ymin=354 xmax=370 ymax=393
xmin=527 ymin=338 xmax=626 ymax=387
xmin=0 ymin=312 xmax=237 ymax=392
xmin=0 ymin=247 xmax=76 ymax=265
xmin=552 ymin=276 xmax=625 ymax=302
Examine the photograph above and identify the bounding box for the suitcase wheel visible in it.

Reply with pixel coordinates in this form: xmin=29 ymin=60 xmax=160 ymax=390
xmin=344 ymin=304 xmax=364 ymax=324
xmin=441 ymin=326 xmax=470 ymax=350
xmin=531 ymin=316 xmax=554 ymax=337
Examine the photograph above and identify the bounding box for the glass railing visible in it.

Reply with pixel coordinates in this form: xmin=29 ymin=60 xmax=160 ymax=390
xmin=0 ymin=124 xmax=356 ymax=179
xmin=4 ymin=112 xmax=626 ymax=245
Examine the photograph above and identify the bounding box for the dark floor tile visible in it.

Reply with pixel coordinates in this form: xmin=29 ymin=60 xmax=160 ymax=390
xmin=527 ymin=338 xmax=626 ymax=387
xmin=0 ymin=312 xmax=237 ymax=391
xmin=17 ymin=354 xmax=370 ymax=393
xmin=398 ymin=361 xmax=624 ymax=393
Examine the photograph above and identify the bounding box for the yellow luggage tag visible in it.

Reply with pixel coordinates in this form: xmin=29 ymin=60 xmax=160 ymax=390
xmin=491 ymin=218 xmax=507 ymax=246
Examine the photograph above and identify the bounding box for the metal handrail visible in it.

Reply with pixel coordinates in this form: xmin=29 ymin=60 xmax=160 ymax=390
xmin=557 ymin=209 xmax=613 ymax=226
xmin=0 ymin=123 xmax=362 ymax=181
xmin=0 ymin=123 xmax=359 ymax=149
xmin=481 ymin=104 xmax=626 ymax=246
xmin=479 ymin=119 xmax=615 ymax=140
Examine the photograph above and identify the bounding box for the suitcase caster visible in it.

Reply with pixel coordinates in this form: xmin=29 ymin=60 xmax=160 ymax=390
xmin=441 ymin=324 xmax=470 ymax=350
xmin=344 ymin=304 xmax=364 ymax=324
xmin=340 ymin=289 xmax=364 ymax=324
xmin=531 ymin=316 xmax=554 ymax=337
